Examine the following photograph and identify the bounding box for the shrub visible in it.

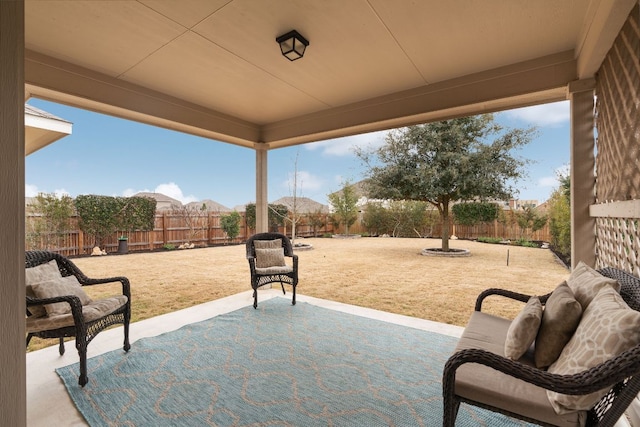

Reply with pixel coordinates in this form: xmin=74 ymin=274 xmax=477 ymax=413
xmin=477 ymin=236 xmax=503 ymax=244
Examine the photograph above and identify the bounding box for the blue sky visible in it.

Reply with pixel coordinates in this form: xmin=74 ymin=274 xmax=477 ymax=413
xmin=26 ymin=98 xmax=570 ymax=210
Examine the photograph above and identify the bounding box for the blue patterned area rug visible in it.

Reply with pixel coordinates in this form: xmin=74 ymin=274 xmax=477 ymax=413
xmin=57 ymin=298 xmax=531 ymax=426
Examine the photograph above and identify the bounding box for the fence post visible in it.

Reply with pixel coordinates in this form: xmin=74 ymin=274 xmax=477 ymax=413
xmin=162 ymin=211 xmax=168 ymax=246
xmin=78 ymin=229 xmax=84 ymax=256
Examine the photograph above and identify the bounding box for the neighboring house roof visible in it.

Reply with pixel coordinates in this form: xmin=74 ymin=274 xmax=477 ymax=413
xmin=25 ymin=103 xmax=73 ymax=155
xmin=271 ymin=197 xmax=329 ymax=213
xmin=186 ymin=199 xmax=231 ymax=212
xmin=132 ymin=192 xmax=181 ymax=210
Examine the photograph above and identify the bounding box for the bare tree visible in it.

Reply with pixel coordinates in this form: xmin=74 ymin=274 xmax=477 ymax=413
xmin=271 ymin=150 xmax=305 ymax=244
xmin=171 ymin=203 xmax=208 ymax=245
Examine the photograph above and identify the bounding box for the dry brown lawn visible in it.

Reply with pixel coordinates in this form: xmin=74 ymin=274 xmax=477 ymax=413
xmin=29 ymin=237 xmax=570 ymax=351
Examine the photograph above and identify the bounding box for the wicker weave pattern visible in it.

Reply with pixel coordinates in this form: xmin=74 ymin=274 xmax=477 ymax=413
xmin=25 ymin=250 xmax=131 ymax=386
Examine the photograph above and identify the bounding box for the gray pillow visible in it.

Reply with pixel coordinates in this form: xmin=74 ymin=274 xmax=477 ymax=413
xmin=504 ymin=296 xmax=542 ymax=360
xmin=255 ymin=248 xmax=286 ymax=268
xmin=534 ymin=281 xmax=582 ymax=368
xmin=567 ymin=261 xmax=620 ymax=310
xmin=30 ymin=276 xmax=93 ymax=317
xmin=25 ymin=260 xmax=62 ymax=318
xmin=254 ymin=238 xmax=282 ymax=249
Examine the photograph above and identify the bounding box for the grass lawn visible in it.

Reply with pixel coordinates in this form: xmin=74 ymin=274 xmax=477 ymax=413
xmin=28 ymin=237 xmax=569 ymax=351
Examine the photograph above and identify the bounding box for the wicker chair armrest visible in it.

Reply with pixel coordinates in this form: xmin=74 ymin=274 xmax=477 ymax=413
xmin=475 ymin=288 xmax=551 ymax=312
xmin=247 ymin=256 xmax=257 ymax=273
xmin=444 ymin=346 xmax=640 ymax=396
xmin=26 ymin=294 xmax=85 ymax=324
xmin=79 ymin=276 xmax=131 ymax=298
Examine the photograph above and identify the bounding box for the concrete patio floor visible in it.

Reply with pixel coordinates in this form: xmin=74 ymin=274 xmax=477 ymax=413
xmin=27 ymin=289 xmax=464 ymax=426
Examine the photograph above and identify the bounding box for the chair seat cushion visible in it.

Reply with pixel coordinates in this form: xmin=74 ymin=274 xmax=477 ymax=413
xmin=26 ymin=295 xmax=128 ymax=333
xmin=454 ymin=311 xmax=585 ymax=427
xmin=255 ymin=265 xmax=293 ymax=275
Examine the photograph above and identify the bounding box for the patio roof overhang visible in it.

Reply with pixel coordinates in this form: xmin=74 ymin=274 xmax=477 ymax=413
xmin=23 ymin=0 xmax=634 ymax=149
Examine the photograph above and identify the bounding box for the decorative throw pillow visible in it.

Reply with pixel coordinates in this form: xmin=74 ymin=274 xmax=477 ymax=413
xmin=254 ymin=239 xmax=282 ymax=249
xmin=567 ymin=261 xmax=620 ymax=310
xmin=25 ymin=260 xmax=62 ymax=318
xmin=30 ymin=276 xmax=93 ymax=317
xmin=534 ymin=281 xmax=583 ymax=368
xmin=255 ymin=248 xmax=286 ymax=268
xmin=504 ymin=296 xmax=543 ymax=360
xmin=547 ymin=286 xmax=640 ymax=414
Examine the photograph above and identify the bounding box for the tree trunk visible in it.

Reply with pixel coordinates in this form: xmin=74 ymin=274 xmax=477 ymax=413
xmin=441 ymin=199 xmax=450 ymax=252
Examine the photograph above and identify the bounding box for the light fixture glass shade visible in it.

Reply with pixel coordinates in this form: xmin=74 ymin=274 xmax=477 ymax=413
xmin=276 ymin=30 xmax=309 ymax=61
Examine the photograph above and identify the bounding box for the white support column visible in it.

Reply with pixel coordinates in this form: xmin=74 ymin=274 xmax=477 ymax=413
xmin=255 ymin=145 xmax=268 ymax=233
xmin=569 ymin=79 xmax=596 ymax=269
xmin=0 ymin=1 xmax=26 ymax=425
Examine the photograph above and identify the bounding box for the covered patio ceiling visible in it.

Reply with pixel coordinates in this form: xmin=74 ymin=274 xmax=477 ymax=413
xmin=24 ymin=0 xmax=633 ymax=151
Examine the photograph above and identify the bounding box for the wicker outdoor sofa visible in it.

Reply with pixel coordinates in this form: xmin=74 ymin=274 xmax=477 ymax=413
xmin=443 ymin=264 xmax=640 ymax=427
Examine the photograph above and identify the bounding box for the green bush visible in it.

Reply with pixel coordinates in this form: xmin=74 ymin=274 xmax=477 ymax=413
xmin=163 ymin=243 xmax=176 ymax=250
xmin=514 ymin=238 xmax=538 ymax=248
xmin=477 ymin=236 xmax=503 ymax=244
xmin=453 ymin=202 xmax=500 ymax=226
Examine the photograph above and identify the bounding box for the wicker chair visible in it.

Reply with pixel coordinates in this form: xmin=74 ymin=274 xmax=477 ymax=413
xmin=25 ymin=251 xmax=131 ymax=386
xmin=442 ymin=267 xmax=640 ymax=426
xmin=246 ymin=232 xmax=298 ymax=309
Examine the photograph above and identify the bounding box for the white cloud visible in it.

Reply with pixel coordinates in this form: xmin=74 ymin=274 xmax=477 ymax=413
xmin=25 ymin=184 xmax=38 ymax=197
xmin=155 ymin=183 xmax=198 ymax=204
xmin=504 ymin=101 xmax=569 ymax=127
xmin=538 ymin=176 xmax=557 ymax=187
xmin=306 ymin=131 xmax=387 ymax=156
xmin=283 ymin=171 xmax=325 ymax=193
xmin=122 ymin=182 xmax=198 ymax=204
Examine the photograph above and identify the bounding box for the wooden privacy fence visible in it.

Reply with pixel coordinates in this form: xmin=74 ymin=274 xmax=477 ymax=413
xmin=27 ymin=212 xmax=551 ymax=257
xmin=25 ymin=211 xmax=337 ymax=257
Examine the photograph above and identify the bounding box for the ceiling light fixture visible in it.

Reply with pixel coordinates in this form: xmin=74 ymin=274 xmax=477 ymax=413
xmin=276 ymin=30 xmax=309 ymax=61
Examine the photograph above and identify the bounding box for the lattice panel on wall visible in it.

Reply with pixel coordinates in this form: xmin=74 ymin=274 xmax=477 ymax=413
xmin=594 ymin=4 xmax=640 ymax=274
xmin=595 ymin=217 xmax=640 ymax=277
xmin=595 ymin=3 xmax=640 ymax=203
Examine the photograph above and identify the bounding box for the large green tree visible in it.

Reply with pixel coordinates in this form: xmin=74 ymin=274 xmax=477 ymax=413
xmin=357 ymin=115 xmax=535 ymax=251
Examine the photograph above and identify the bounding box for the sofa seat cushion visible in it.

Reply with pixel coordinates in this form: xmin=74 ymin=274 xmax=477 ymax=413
xmin=26 ymin=295 xmax=128 ymax=333
xmin=454 ymin=311 xmax=585 ymax=427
